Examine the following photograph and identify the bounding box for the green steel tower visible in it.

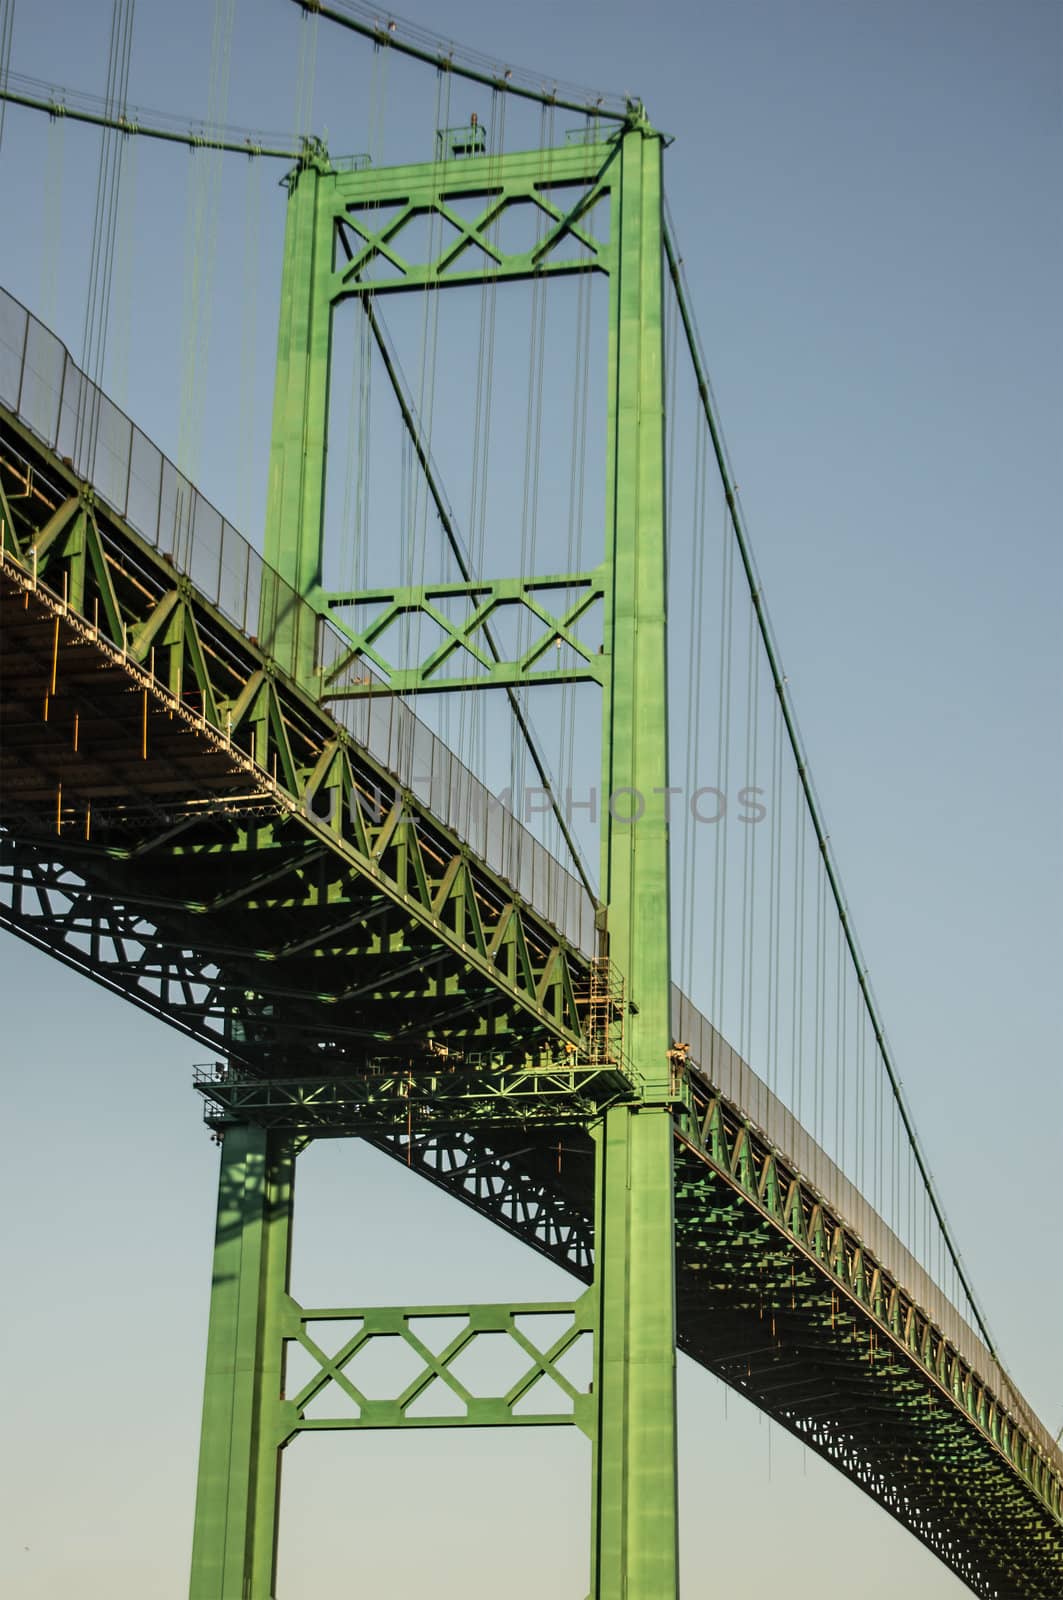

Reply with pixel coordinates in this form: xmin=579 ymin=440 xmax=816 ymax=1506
xmin=189 ymin=110 xmax=681 ymax=1598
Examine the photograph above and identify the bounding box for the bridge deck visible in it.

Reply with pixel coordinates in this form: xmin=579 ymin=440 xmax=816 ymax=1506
xmin=1 ymin=288 xmax=1060 ymax=1598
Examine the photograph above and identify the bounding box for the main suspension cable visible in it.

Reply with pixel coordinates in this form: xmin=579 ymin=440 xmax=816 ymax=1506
xmin=662 ymin=204 xmax=999 ymax=1361
xmin=291 ymin=0 xmax=630 ymax=121
xmin=0 ymin=68 xmax=301 ymax=158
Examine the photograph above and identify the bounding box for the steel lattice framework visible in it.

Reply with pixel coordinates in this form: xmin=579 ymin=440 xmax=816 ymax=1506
xmin=1 ymin=103 xmax=1061 ymax=1600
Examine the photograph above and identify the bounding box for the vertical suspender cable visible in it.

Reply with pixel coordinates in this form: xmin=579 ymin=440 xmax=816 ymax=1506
xmin=558 ymin=186 xmax=592 ymax=862
xmin=662 ymin=212 xmax=998 ymax=1360
xmin=178 ymin=0 xmax=236 ymax=484
xmin=0 ymin=0 xmax=14 ymax=154
xmin=108 ymin=128 xmax=138 ymax=408
xmin=680 ymin=417 xmax=708 ymax=999
xmin=513 ymin=104 xmax=550 ymax=806
xmin=239 ymin=153 xmax=265 ymax=534
xmin=739 ymin=602 xmax=759 ymax=1059
xmin=41 ymin=113 xmax=66 ymax=329
xmin=792 ymin=781 xmax=806 ymax=1121
xmin=294 ymin=0 xmax=319 ymax=140
xmin=766 ymin=700 xmax=783 ymax=1094
xmin=354 ymin=297 xmax=597 ymax=902
xmin=75 ymin=0 xmax=136 ymax=482
xmin=711 ymin=487 xmax=734 ymax=1045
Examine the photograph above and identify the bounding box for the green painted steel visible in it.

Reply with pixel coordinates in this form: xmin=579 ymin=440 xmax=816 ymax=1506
xmin=189 ymin=1126 xmax=294 ymax=1599
xmin=591 ymin=1104 xmax=679 ymax=1594
xmin=601 ymin=119 xmax=672 ymax=1098
xmin=322 ymin=571 xmax=607 ymax=694
xmin=586 ymin=121 xmax=680 ymax=1597
xmin=194 ymin=1056 xmax=638 ymax=1134
xmin=188 ymin=1125 xmax=595 ymax=1596
xmin=677 ymin=1077 xmax=1063 ymax=1528
xmin=279 ymin=1296 xmax=596 ymax=1434
xmin=262 ymin=137 xmax=616 ymax=609
xmin=328 ymin=142 xmax=615 ymax=297
xmin=185 ymin=1114 xmax=674 ymax=1596
xmin=261 ymin=137 xmax=615 ymax=679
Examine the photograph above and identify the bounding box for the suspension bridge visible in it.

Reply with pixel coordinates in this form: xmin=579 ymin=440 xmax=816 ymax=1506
xmin=1 ymin=4 xmax=1059 ymax=1597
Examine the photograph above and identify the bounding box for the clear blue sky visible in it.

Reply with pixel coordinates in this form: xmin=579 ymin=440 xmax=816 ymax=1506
xmin=0 ymin=2 xmax=1059 ymax=1595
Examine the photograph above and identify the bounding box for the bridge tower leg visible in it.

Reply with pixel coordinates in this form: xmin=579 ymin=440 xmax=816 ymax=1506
xmin=591 ymin=115 xmax=679 ymax=1598
xmin=592 ymin=1103 xmax=678 ymax=1595
xmin=190 ymin=110 xmax=679 ymax=1600
xmin=189 ymin=1126 xmax=294 ymax=1599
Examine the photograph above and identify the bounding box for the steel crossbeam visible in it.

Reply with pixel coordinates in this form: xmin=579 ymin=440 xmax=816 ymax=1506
xmin=330 ymin=141 xmax=615 ymax=297
xmin=194 ymin=1057 xmax=638 ymax=1134
xmin=320 ymin=570 xmax=606 ymax=695
xmin=279 ymin=1297 xmax=595 ymax=1433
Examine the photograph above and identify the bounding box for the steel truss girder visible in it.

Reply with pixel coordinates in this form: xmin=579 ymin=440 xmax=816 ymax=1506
xmin=673 ymin=1078 xmax=1063 ymax=1598
xmin=0 ymin=418 xmax=589 ymax=1055
xmin=320 ymin=570 xmax=606 ymax=695
xmin=381 ymin=1125 xmax=596 ymax=1278
xmin=677 ymin=1081 xmax=1063 ymax=1528
xmin=187 ymin=1099 xmax=669 ymax=1599
xmin=0 ymin=845 xmax=239 ymax=1049
xmin=0 ymin=828 xmax=575 ymax=1065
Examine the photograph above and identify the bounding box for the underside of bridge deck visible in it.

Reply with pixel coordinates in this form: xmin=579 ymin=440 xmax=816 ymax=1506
xmin=0 ymin=409 xmax=589 ymax=1065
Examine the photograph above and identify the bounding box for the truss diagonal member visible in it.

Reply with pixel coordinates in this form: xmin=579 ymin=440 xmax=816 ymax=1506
xmin=527 ymin=182 xmax=611 ymax=264
xmin=390 ymin=1319 xmax=480 ymax=1410
xmin=340 ymin=198 xmax=510 ymax=286
xmin=503 ymin=1309 xmax=591 ymax=1406
xmin=339 ymin=204 xmax=416 ymax=282
xmin=288 ymin=1326 xmax=371 ymax=1413
xmin=409 ymin=596 xmax=503 ymax=676
xmin=430 ymin=199 xmax=507 ymax=273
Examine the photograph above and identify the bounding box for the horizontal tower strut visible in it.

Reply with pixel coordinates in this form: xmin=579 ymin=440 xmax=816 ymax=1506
xmin=321 ymin=572 xmax=606 ymax=695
